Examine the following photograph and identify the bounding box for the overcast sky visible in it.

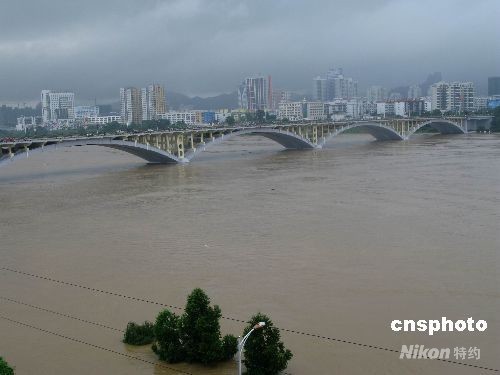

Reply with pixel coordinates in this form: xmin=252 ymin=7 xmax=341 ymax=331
xmin=0 ymin=0 xmax=499 ymax=104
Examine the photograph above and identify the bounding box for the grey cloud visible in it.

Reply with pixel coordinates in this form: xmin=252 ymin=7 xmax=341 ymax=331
xmin=0 ymin=0 xmax=498 ymax=103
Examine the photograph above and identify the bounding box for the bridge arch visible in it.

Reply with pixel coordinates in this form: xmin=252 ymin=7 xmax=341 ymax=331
xmin=0 ymin=138 xmax=183 ymax=166
xmin=405 ymin=119 xmax=466 ymax=139
xmin=185 ymin=128 xmax=316 ymax=161
xmin=318 ymin=122 xmax=404 ymax=147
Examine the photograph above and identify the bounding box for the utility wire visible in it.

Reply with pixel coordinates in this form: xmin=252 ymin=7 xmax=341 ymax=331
xmin=0 ymin=296 xmax=122 ymax=332
xmin=1 ymin=266 xmax=498 ymax=372
xmin=0 ymin=297 xmax=293 ymax=375
xmin=0 ymin=314 xmax=194 ymax=375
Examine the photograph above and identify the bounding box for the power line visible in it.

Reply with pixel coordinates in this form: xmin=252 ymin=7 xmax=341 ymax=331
xmin=1 ymin=266 xmax=498 ymax=372
xmin=0 ymin=296 xmax=293 ymax=375
xmin=0 ymin=267 xmax=184 ymax=312
xmin=0 ymin=314 xmax=194 ymax=375
xmin=0 ymin=296 xmax=122 ymax=332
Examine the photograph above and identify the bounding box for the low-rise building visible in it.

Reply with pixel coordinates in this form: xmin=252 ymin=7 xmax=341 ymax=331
xmin=473 ymin=97 xmax=488 ymax=112
xmin=87 ymin=115 xmax=122 ymax=125
xmin=376 ymin=102 xmax=395 ymax=117
xmin=278 ymin=102 xmax=303 ymax=121
xmin=16 ymin=116 xmax=43 ymax=131
xmin=74 ymin=105 xmax=99 ymax=119
xmin=304 ymin=102 xmax=327 ymax=120
xmin=157 ymin=112 xmax=198 ymax=125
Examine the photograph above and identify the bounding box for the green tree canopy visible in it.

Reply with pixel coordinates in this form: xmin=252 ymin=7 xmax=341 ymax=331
xmin=151 ymin=288 xmax=238 ymax=365
xmin=153 ymin=310 xmax=184 ymax=363
xmin=0 ymin=357 xmax=14 ymax=375
xmin=180 ymin=288 xmax=225 ymax=364
xmin=123 ymin=321 xmax=155 ymax=346
xmin=243 ymin=313 xmax=292 ymax=375
xmin=225 ymin=116 xmax=236 ymax=125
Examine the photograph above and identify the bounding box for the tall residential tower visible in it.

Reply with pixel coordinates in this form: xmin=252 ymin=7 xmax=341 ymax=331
xmin=41 ymin=90 xmax=75 ymax=123
xmin=120 ymin=87 xmax=142 ymax=125
xmin=238 ymin=75 xmax=272 ymax=112
xmin=141 ymin=84 xmax=166 ymax=121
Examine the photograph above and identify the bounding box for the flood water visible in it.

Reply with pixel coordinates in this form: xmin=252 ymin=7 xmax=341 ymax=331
xmin=0 ymin=133 xmax=499 ymax=374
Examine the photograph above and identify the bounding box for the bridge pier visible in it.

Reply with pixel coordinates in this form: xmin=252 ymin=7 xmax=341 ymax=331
xmin=312 ymin=126 xmax=318 ymax=144
xmin=1 ymin=117 xmax=478 ymax=167
xmin=176 ymin=134 xmax=185 ymax=158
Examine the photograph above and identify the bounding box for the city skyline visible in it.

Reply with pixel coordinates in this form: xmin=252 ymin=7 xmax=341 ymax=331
xmin=0 ymin=0 xmax=499 ymax=103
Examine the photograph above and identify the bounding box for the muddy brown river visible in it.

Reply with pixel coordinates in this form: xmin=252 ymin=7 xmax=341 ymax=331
xmin=0 ymin=133 xmax=498 ymax=374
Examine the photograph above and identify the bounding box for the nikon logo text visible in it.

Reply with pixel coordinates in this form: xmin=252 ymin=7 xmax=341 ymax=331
xmin=400 ymin=345 xmax=450 ymax=359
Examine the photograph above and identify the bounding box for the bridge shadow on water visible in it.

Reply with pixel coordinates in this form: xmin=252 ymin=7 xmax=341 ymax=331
xmin=0 ymin=131 xmax=472 ymax=185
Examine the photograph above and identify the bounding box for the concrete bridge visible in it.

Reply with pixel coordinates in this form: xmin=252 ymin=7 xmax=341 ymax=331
xmin=0 ymin=117 xmax=485 ymax=165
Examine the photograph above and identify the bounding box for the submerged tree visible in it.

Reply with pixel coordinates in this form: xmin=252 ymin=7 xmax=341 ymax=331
xmin=151 ymin=288 xmax=238 ymax=365
xmin=243 ymin=313 xmax=293 ymax=375
xmin=153 ymin=309 xmax=184 ymax=363
xmin=0 ymin=357 xmax=14 ymax=375
xmin=180 ymin=288 xmax=237 ymax=364
xmin=123 ymin=321 xmax=155 ymax=346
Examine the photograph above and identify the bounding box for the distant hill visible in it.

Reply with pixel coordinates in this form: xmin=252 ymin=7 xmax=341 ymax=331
xmin=105 ymin=91 xmax=239 ymax=114
xmin=389 ymin=72 xmax=442 ymax=98
xmin=0 ymin=104 xmax=40 ymax=128
xmin=167 ymin=91 xmax=238 ymax=110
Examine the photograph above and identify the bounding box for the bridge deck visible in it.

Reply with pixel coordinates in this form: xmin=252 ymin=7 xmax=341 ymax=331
xmin=0 ymin=117 xmax=479 ymax=165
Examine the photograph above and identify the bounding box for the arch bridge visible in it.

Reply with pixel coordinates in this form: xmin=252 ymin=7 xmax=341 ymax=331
xmin=0 ymin=117 xmax=470 ymax=165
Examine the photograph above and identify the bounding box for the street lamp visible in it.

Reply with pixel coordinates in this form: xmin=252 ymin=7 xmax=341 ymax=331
xmin=237 ymin=321 xmax=266 ymax=375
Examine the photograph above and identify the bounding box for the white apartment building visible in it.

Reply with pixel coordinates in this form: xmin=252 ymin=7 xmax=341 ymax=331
xmin=376 ymin=102 xmax=395 ymax=116
xmin=157 ymin=112 xmax=198 ymax=125
xmin=430 ymin=82 xmax=449 ymax=111
xmin=16 ymin=116 xmax=43 ymax=131
xmin=277 ymin=101 xmax=327 ymax=121
xmin=424 ymin=99 xmax=432 ymax=112
xmin=430 ymin=81 xmax=475 ymax=113
xmin=41 ymin=90 xmax=75 ymax=123
xmin=304 ymin=102 xmax=327 ymax=120
xmin=277 ymin=102 xmax=303 ymax=121
xmin=87 ymin=115 xmax=121 ymax=125
xmin=346 ymin=98 xmax=364 ymax=119
xmin=448 ymin=82 xmax=474 ymax=113
xmin=394 ymin=101 xmax=407 ymax=117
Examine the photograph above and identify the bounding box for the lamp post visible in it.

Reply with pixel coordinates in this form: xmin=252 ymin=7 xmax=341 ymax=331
xmin=237 ymin=321 xmax=266 ymax=375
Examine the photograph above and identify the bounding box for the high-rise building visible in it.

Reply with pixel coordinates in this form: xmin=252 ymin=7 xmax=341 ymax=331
xmin=430 ymin=82 xmax=449 ymax=111
xmin=366 ymin=86 xmax=387 ymax=103
xmin=120 ymin=87 xmax=142 ymax=125
xmin=448 ymin=82 xmax=474 ymax=113
xmin=313 ymin=77 xmax=328 ymax=101
xmin=41 ymin=90 xmax=75 ymax=123
xmin=314 ymin=67 xmax=358 ymax=101
xmin=271 ymin=89 xmax=292 ymax=111
xmin=407 ymin=85 xmax=422 ymax=99
xmin=141 ymin=84 xmax=166 ymax=121
xmin=430 ymin=81 xmax=475 ymax=113
xmin=238 ymin=75 xmax=271 ymax=112
xmin=488 ymin=77 xmax=500 ymax=96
